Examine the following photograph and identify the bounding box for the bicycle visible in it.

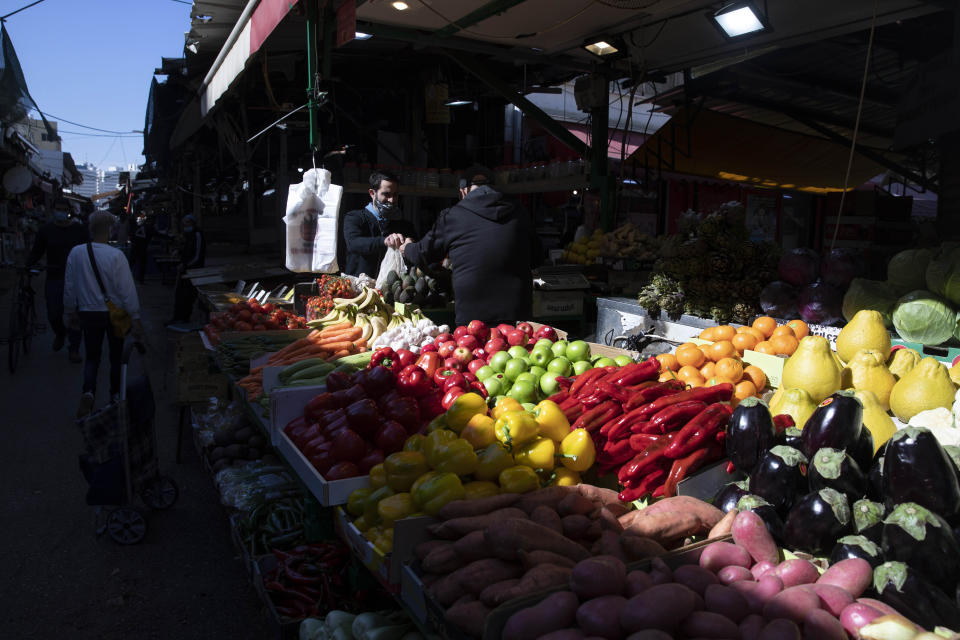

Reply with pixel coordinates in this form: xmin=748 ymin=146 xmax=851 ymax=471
xmin=5 ymin=266 xmax=45 ymax=373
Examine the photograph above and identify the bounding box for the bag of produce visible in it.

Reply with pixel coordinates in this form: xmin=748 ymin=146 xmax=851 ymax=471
xmin=284 ymin=168 xmax=343 ymax=273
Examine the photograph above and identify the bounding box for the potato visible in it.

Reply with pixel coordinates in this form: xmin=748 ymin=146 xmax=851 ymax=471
xmin=624 ymin=570 xmax=654 ymax=597
xmin=577 ymin=595 xmax=627 ymax=639
xmin=770 ymin=559 xmax=819 ymax=587
xmin=709 ymin=509 xmax=738 ymax=539
xmin=502 ymin=590 xmax=579 ymax=640
xmin=640 ymin=496 xmax=724 ymax=529
xmin=732 ymin=510 xmax=779 ymax=565
xmin=436 ymin=492 xmax=520 ymax=520
xmin=840 ymin=603 xmax=884 ymax=639
xmin=649 ymin=557 xmax=673 ymax=585
xmin=562 ymin=514 xmax=592 ymax=539
xmin=559 ymin=492 xmax=597 ymax=516
xmin=699 ymin=541 xmax=753 ymax=572
xmin=717 ymin=565 xmax=754 ymax=585
xmin=423 ymin=544 xmax=463 ymax=574
xmin=802 ymin=608 xmax=847 ymax=640
xmin=762 ymin=586 xmax=822 ymax=623
xmin=531 ymin=505 xmax=564 ymax=533
xmin=519 ymin=549 xmax=576 ymax=570
xmin=750 ymin=561 xmax=776 ymax=580
xmin=620 ymin=534 xmax=666 ymax=562
xmin=480 ymin=579 xmax=520 ymax=607
xmin=570 ymin=555 xmax=627 ymax=599
xmin=453 ymin=530 xmax=489 ymax=562
xmin=673 ymin=564 xmax=719 ymax=595
xmin=429 ymin=507 xmax=528 ymax=539
xmin=732 ymin=574 xmax=783 ymax=613
xmin=681 ymin=610 xmax=741 ymax=638
xmin=704 ymin=584 xmax=750 ymax=623
xmin=620 ymin=583 xmax=699 ymax=633
xmin=591 ymin=530 xmax=627 ymax=561
xmin=540 ymin=630 xmax=586 ymax=640
xmin=758 ymin=618 xmax=801 ymax=640
xmin=816 ymin=558 xmax=872 ymax=598
xmin=740 ymin=613 xmax=766 ymax=640
xmin=856 ymin=598 xmax=907 ymax=619
xmin=811 ymin=583 xmax=853 ymax=617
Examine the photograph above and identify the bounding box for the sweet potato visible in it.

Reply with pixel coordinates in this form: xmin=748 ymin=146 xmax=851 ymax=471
xmin=498 ymin=564 xmax=573 ymax=601
xmin=558 ymin=492 xmax=596 ymax=517
xmin=816 ymin=558 xmax=872 ymax=598
xmin=708 ymin=509 xmax=738 ymax=539
xmin=479 ymin=579 xmax=520 ymax=607
xmin=639 ymin=496 xmax=723 ymax=529
xmin=453 ymin=530 xmax=490 ymax=562
xmin=731 ymin=510 xmax=780 ymax=565
xmin=485 ymin=518 xmax=591 ymax=562
xmin=620 ymin=534 xmax=667 ymax=561
xmin=519 ymin=549 xmax=576 ymax=570
xmin=444 ymin=600 xmax=490 ymax=639
xmin=576 ymin=484 xmax=629 ymax=510
xmin=415 ymin=539 xmax=449 ymax=561
xmin=502 ymin=591 xmax=579 ymax=640
xmin=436 ymin=492 xmax=520 ymax=520
xmin=429 ymin=573 xmax=467 ymax=607
xmin=562 ymin=514 xmax=592 ymax=539
xmin=593 ymin=506 xmax=625 ymax=533
xmin=762 ymin=585 xmax=822 ymax=623
xmin=421 ymin=572 xmax=442 ymax=587
xmin=448 ymin=558 xmax=523 ymax=597
xmin=591 ymin=530 xmax=628 ymax=561
xmin=577 ymin=595 xmax=627 ymax=639
xmin=422 ymin=544 xmax=464 ymax=574
xmin=570 ymin=555 xmax=627 ymax=599
xmin=705 ymin=583 xmax=751 ymax=623
xmin=619 ymin=510 xmax=703 ymax=543
xmin=680 ymin=610 xmax=741 ymax=638
xmin=673 ymin=564 xmax=719 ymax=595
xmin=516 ymin=486 xmax=571 ymax=514
xmin=620 ymin=583 xmax=700 ymax=633
xmin=531 ymin=505 xmax=563 ymax=534
xmin=428 ymin=507 xmax=528 ymax=539
xmin=699 ymin=541 xmax=753 ymax=572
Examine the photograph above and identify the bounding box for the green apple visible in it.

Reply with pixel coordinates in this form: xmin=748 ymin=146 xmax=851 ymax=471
xmin=508 ymin=379 xmax=537 ymax=404
xmin=508 ymin=345 xmax=529 ymax=360
xmin=521 ymin=402 xmax=537 ymax=412
xmin=515 ymin=372 xmax=538 ymax=386
xmin=529 ymin=347 xmax=552 ymax=367
xmin=566 ymin=340 xmax=591 ymax=363
xmin=482 ymin=374 xmax=505 ymax=396
xmin=534 ymin=338 xmax=554 ymax=351
xmin=529 ymin=365 xmax=547 ymax=380
xmin=614 ymin=355 xmax=635 ymax=367
xmin=572 ymin=360 xmax=592 ymax=376
xmin=547 ymin=356 xmax=572 ymax=377
xmin=489 ymin=351 xmax=511 ymax=373
xmin=504 ymin=357 xmax=529 ymax=381
xmin=551 ymin=340 xmax=569 ymax=358
xmin=593 ymin=357 xmax=617 ymax=368
xmin=590 ymin=353 xmax=605 ymax=364
xmin=540 ymin=371 xmax=561 ymax=395
xmin=475 ymin=365 xmax=496 ymax=381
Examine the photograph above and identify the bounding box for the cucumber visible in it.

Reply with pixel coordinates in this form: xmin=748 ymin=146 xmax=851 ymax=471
xmin=288 ymin=363 xmax=335 ymax=382
xmin=278 ymin=358 xmax=328 ymax=382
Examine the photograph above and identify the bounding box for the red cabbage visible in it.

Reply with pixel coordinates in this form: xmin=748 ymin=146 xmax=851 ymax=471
xmin=821 ymin=248 xmax=864 ymax=290
xmin=798 ymin=280 xmax=843 ymax=326
xmin=760 ymin=281 xmax=799 ymax=320
xmin=778 ymin=248 xmax=820 ymax=287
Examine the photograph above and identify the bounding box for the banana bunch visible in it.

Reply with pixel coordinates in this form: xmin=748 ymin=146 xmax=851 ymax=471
xmin=308 ymin=287 xmax=393 ymax=329
xmin=353 ymin=313 xmax=389 ymax=344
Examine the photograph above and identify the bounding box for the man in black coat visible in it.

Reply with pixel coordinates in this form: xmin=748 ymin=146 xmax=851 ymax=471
xmin=342 ymin=171 xmax=405 ymax=277
xmin=400 ymin=166 xmax=534 ymax=326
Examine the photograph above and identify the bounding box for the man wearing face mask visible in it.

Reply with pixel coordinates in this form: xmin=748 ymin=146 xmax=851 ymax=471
xmin=342 ymin=171 xmax=406 ymax=277
xmin=27 ymin=198 xmax=89 ymax=361
xmin=167 ymin=214 xmax=206 ymax=325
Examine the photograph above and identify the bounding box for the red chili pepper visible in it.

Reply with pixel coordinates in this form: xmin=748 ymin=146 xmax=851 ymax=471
xmin=597 ymin=438 xmax=634 ymax=469
xmin=628 ymin=432 xmax=661 ymax=452
xmin=629 ymin=421 xmax=652 ymax=434
xmin=546 ymin=391 xmax=570 ymax=405
xmin=662 ymin=447 xmax=713 ymax=498
xmin=623 ymin=380 xmax=686 ymax=411
xmin=772 ymin=413 xmax=795 ymax=433
xmin=572 ymin=399 xmax=621 ymax=433
xmin=617 ymin=432 xmax=676 ymax=484
xmin=663 ymin=403 xmax=734 ymax=459
xmin=558 ymin=396 xmax=581 ymax=411
xmin=604 ymin=419 xmax=635 ymax=442
xmin=648 ymin=400 xmax=709 ymax=433
xmin=618 ymin=466 xmax=668 ymax=502
xmin=635 ymin=383 xmax=734 ymax=420
xmin=562 ymin=403 xmax=584 ymax=424
xmin=569 ymin=367 xmax=607 ymax=397
xmin=726 ymin=461 xmax=736 ymax=474
xmin=608 ymin=358 xmax=660 ymax=386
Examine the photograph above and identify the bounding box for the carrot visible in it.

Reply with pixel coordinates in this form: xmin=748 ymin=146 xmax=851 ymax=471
xmin=320 ymin=321 xmax=352 ymax=334
xmin=317 ymin=340 xmax=356 ymax=353
xmin=353 ymin=339 xmax=367 ymax=351
xmin=319 ymin=327 xmax=362 ymax=344
xmin=330 ymin=349 xmax=351 ymax=359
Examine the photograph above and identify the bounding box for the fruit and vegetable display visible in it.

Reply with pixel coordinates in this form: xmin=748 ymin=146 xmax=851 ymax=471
xmin=214 ymin=332 xmax=307 ymax=378
xmin=638 ymin=202 xmax=780 ymax=324
xmin=760 ymin=246 xmax=863 ymax=326
xmin=299 ymin=609 xmax=424 ymax=640
xmin=380 ymin=266 xmax=451 ymax=307
xmin=305 ymin=275 xmax=360 ymax=320
xmin=308 ymin=286 xmax=431 ymax=348
xmin=204 ymin=298 xmax=308 ymax=344
xmin=561 ymin=223 xmax=659 ymax=265
xmin=259 ymin=542 xmax=354 ymax=621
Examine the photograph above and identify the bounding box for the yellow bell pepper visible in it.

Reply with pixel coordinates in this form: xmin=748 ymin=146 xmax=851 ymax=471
xmin=474 ymin=443 xmax=515 ymax=482
xmin=426 ymin=414 xmax=449 ymax=432
xmin=428 ymin=438 xmax=479 ymax=476
xmin=498 ymin=465 xmax=540 ymax=493
xmin=369 ymin=463 xmax=387 ymax=489
xmin=363 ymin=525 xmax=383 ymax=542
xmin=384 ymin=451 xmax=429 ymax=492
xmin=513 ymin=436 xmax=556 ymax=471
xmin=412 ymin=472 xmax=466 ymax=515
xmin=403 ymin=434 xmax=425 ymax=452
xmin=445 ymin=393 xmax=487 ymax=433
xmin=560 ymin=427 xmax=596 ymax=472
xmin=460 ymin=414 xmax=497 ymax=449
xmin=533 ymin=400 xmax=571 ymax=442
xmin=491 ymin=396 xmax=524 ymax=420
xmin=363 ymin=486 xmax=394 ymax=525
xmin=550 ymin=468 xmax=581 ymax=487
xmin=410 ymin=471 xmax=437 ymax=496
xmin=377 ymin=492 xmax=415 ymax=527
xmin=422 ymin=429 xmax=459 ymax=465
xmin=372 ymin=527 xmax=394 ymax=553
xmin=353 ymin=514 xmax=371 ymax=532
xmin=347 ymin=487 xmax=374 ymax=517
xmin=495 ymin=411 xmax=540 ymax=447
xmin=463 ymin=480 xmax=500 ymax=500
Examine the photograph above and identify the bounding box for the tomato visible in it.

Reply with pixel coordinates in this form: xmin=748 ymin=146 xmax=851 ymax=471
xmin=247 ymin=299 xmax=264 ymax=314
xmin=234 ymin=321 xmax=253 ymax=331
xmin=236 ymin=309 xmax=252 ymax=321
xmin=261 ymin=303 xmax=276 ymax=313
xmin=228 ymin=303 xmax=243 ymax=313
xmin=253 ymin=324 xmax=266 ymax=331
xmin=251 ymin=313 xmax=266 ymax=325
xmin=265 ymin=321 xmax=281 ymax=331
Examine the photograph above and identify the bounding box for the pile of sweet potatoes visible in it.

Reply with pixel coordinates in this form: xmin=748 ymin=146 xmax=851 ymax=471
xmin=412 ymin=486 xmax=731 ymax=638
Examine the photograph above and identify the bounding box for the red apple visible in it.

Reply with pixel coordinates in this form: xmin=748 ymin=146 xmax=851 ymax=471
xmin=462 ymin=371 xmax=478 ymax=383
xmin=435 ymin=332 xmax=453 ymax=344
xmin=488 ymin=328 xmax=504 ymax=342
xmin=497 ymin=324 xmax=515 ymax=337
xmin=472 ymin=347 xmax=487 ymax=361
xmin=534 ymin=325 xmax=558 ymax=342
xmin=456 ymin=334 xmax=479 ymax=350
xmin=438 ymin=341 xmax=457 ymax=358
xmin=445 ymin=355 xmax=465 ymax=370
xmin=453 ymin=326 xmax=469 ymax=340
xmin=467 ymin=359 xmax=486 ymax=375
xmin=452 ymin=347 xmax=473 ymax=365
xmin=421 ymin=343 xmax=438 ymax=353
xmin=517 ymin=321 xmax=534 ymax=338
xmin=467 ymin=320 xmax=489 ymax=341
xmin=484 ymin=338 xmax=506 ymax=354
xmin=506 ymin=329 xmax=527 ymax=346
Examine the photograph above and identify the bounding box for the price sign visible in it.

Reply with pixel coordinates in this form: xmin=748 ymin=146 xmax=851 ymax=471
xmin=807 ymin=324 xmax=842 ymax=348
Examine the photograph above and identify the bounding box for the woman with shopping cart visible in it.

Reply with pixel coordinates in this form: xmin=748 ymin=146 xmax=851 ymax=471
xmin=64 ymin=212 xmax=145 ymax=418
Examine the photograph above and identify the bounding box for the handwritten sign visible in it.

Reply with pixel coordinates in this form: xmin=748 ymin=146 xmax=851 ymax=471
xmin=807 ymin=324 xmax=843 ymax=349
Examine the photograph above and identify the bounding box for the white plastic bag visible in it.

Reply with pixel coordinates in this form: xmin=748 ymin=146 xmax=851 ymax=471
xmin=283 ymin=168 xmax=343 ymax=272
xmin=375 ymin=246 xmax=406 ymax=290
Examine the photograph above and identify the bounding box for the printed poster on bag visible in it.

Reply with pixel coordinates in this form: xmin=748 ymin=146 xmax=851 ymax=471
xmin=283 ymin=168 xmax=343 ymax=273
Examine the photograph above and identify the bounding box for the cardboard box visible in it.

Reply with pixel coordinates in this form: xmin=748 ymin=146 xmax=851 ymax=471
xmin=274 ymin=428 xmax=369 ymax=506
xmin=532 ymin=290 xmax=584 ymax=317
xmin=892 ymin=339 xmax=960 ymax=366
xmin=333 ymin=507 xmax=434 ymax=590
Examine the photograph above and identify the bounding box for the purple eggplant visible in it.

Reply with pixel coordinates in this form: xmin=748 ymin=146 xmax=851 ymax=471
xmin=851 ymin=498 xmax=885 ymax=544
xmin=882 ymin=427 xmax=960 ymax=518
xmin=798 ymin=391 xmax=862 ymax=458
xmin=849 ymin=427 xmax=875 ymax=473
xmin=874 ymin=561 xmax=960 ymax=630
xmin=726 ymin=397 xmax=777 ymax=474
xmin=749 ymin=445 xmax=808 ymax=516
xmin=882 ymin=502 xmax=960 ymax=594
xmin=713 ymin=479 xmax=749 ymax=513
xmin=782 ymin=488 xmax=852 ymax=554
xmin=807 ymin=447 xmax=867 ymax=499
xmin=866 ymin=455 xmax=884 ymax=502
xmin=829 ymin=534 xmax=883 ymax=568
xmin=736 ymin=494 xmax=785 ymax=542
xmin=782 ymin=426 xmax=803 ymax=450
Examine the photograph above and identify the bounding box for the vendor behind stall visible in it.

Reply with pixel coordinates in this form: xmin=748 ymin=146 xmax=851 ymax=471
xmin=166 ymin=214 xmax=206 ymax=325
xmin=341 ymin=171 xmax=410 ymax=278
xmin=400 ymin=165 xmax=535 ymax=326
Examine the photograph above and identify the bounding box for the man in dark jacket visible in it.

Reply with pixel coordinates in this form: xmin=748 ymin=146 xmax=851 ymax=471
xmin=342 ymin=171 xmax=405 ymax=277
xmin=400 ymin=166 xmax=534 ymax=326
xmin=167 ymin=214 xmax=206 ymax=324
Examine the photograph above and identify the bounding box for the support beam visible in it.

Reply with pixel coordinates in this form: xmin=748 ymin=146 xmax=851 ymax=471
xmin=720 ymin=68 xmax=898 ymax=108
xmin=444 ymin=50 xmax=588 ymax=157
xmin=434 ymin=0 xmax=529 ymax=37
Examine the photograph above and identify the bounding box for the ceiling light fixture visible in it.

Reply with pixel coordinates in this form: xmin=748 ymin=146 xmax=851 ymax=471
xmin=445 ymin=99 xmax=473 ymax=107
xmin=711 ymin=2 xmax=770 ymax=39
xmin=391 ymin=1 xmax=409 ymax=10
xmin=584 ymin=40 xmax=618 ymax=57
xmin=354 ymin=31 xmax=373 ymax=40
xmin=195 ymin=14 xmax=212 ymax=22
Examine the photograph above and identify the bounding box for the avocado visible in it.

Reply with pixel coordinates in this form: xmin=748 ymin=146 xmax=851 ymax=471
xmin=398 ymin=289 xmax=413 ymax=303
xmin=402 ymin=275 xmax=416 ymax=288
xmin=386 ymin=270 xmax=401 ymax=287
xmin=415 ymin=278 xmax=428 ymax=296
xmin=425 ymin=277 xmax=438 ymax=291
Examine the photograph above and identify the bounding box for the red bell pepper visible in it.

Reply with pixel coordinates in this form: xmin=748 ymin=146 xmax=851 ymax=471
xmin=329 ymin=384 xmax=367 ymax=408
xmin=368 ymin=347 xmax=401 ymax=373
xmin=420 ymin=342 xmax=438 ymax=353
xmin=397 ymin=365 xmax=433 ymax=396
xmin=662 ymin=403 xmax=734 ymax=459
xmin=467 ymin=380 xmax=488 ymax=398
xmin=773 ymin=413 xmax=795 ymax=433
xmin=324 ymin=370 xmax=353 ymax=392
xmin=382 ymin=395 xmax=421 ymax=433
xmin=284 ymin=416 xmax=309 ymax=440
xmin=359 ymin=365 xmax=396 ymax=397
xmin=415 ymin=351 xmax=442 ymax=377
xmin=418 ymin=389 xmax=445 ymax=421
xmin=396 ymin=349 xmax=417 ymax=368
xmin=344 ymin=399 xmax=381 ymax=438
xmin=303 ymin=392 xmax=334 ymax=422
xmin=435 ymin=368 xmax=465 ymax=390
xmin=441 ymin=386 xmax=466 ymax=410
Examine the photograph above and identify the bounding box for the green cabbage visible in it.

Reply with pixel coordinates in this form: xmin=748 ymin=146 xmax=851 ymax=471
xmin=925 ymin=246 xmax=960 ymax=305
xmin=892 ymin=290 xmax=957 ymax=346
xmin=843 ymin=278 xmax=898 ymax=327
xmin=886 ymin=249 xmax=932 ymax=296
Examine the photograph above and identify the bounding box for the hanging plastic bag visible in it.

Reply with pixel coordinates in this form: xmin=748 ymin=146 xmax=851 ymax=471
xmin=376 ymin=246 xmax=406 ymax=290
xmin=283 ymin=168 xmax=343 ymax=273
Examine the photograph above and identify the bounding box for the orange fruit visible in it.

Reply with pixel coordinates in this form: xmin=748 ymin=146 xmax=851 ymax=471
xmin=772 ymin=325 xmax=796 ymax=338
xmin=707 ymin=340 xmax=737 ymax=362
xmin=659 ymin=370 xmax=678 ymax=382
xmin=656 ymin=353 xmax=680 ymax=372
xmin=699 ymin=327 xmax=719 ymax=342
xmin=676 ymin=345 xmax=707 ymax=368
xmin=770 ymin=333 xmax=799 ymax=356
xmin=705 ymin=376 xmax=733 ymax=387
xmin=731 ymin=333 xmax=759 ymax=354
xmin=742 ymin=365 xmax=768 ymax=391
xmin=716 ymin=357 xmax=744 ymax=383
xmin=752 ymin=316 xmax=777 ymax=338
xmin=700 ymin=362 xmax=717 ymax=379
xmin=677 ymin=366 xmax=705 ymax=387
xmin=787 ymin=319 xmax=809 ymax=340
xmin=754 ymin=341 xmax=777 ymax=355
xmin=677 ymin=342 xmax=699 ymax=351
xmin=713 ymin=325 xmax=737 ymax=341
xmin=734 ymin=380 xmax=759 ymax=401
xmin=738 ymin=326 xmax=766 ymax=342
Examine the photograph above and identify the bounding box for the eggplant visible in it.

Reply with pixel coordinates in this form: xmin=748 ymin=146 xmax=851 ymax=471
xmin=851 ymin=499 xmax=885 ymax=544
xmin=798 ymin=391 xmax=862 ymax=458
xmin=807 ymin=447 xmax=867 ymax=499
xmin=849 ymin=427 xmax=875 ymax=472
xmin=726 ymin=397 xmax=777 ymax=474
xmin=866 ymin=455 xmax=884 ymax=502
xmin=882 ymin=502 xmax=960 ymax=594
xmin=782 ymin=426 xmax=803 ymax=450
xmin=882 ymin=427 xmax=960 ymax=518
xmin=713 ymin=479 xmax=750 ymax=514
xmin=829 ymin=534 xmax=884 ymax=568
xmin=782 ymin=488 xmax=852 ymax=554
xmin=749 ymin=445 xmax=808 ymax=516
xmin=874 ymin=561 xmax=960 ymax=630
xmin=736 ymin=494 xmax=784 ymax=542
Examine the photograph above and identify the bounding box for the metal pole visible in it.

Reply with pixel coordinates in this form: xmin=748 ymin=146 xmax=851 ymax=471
xmin=306 ymin=0 xmax=320 ymax=153
xmin=590 ymin=75 xmax=612 ymax=231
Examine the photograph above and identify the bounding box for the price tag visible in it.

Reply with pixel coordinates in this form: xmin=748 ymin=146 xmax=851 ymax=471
xmin=807 ymin=324 xmax=842 ymax=348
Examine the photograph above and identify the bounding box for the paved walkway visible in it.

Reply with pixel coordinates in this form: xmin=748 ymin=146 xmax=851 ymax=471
xmin=0 ymin=275 xmax=270 ymax=639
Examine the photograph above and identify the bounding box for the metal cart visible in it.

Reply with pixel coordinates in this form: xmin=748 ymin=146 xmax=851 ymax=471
xmin=76 ymin=340 xmax=179 ymax=544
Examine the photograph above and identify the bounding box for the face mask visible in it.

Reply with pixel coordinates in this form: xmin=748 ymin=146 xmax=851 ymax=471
xmin=54 ymin=210 xmax=69 ymax=223
xmin=373 ymin=199 xmax=395 ymax=217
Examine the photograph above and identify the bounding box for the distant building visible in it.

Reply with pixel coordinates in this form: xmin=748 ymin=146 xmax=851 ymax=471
xmin=11 ymin=117 xmax=61 ymax=151
xmin=72 ymin=162 xmax=100 ymax=198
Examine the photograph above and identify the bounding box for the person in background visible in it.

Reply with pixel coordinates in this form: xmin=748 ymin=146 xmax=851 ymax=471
xmin=342 ymin=171 xmax=405 ymax=277
xmin=400 ymin=165 xmax=535 ymax=326
xmin=167 ymin=214 xmax=206 ymax=325
xmin=27 ymin=197 xmax=89 ymax=362
xmin=129 ymin=214 xmax=153 ymax=284
xmin=64 ymin=212 xmax=144 ymax=418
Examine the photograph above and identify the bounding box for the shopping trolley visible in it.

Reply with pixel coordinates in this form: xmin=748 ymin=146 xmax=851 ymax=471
xmin=76 ymin=340 xmax=179 ymax=544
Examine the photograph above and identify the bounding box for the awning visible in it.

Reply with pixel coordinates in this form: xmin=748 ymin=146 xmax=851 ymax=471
xmin=629 ymin=108 xmax=888 ymax=194
xmin=564 ymin=123 xmax=646 ymax=160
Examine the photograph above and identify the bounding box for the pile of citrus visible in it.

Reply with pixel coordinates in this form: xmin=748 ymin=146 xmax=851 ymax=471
xmin=701 ymin=316 xmax=810 ymax=357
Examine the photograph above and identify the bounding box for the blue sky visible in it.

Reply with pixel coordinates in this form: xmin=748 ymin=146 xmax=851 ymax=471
xmin=3 ymin=0 xmax=192 ymax=169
